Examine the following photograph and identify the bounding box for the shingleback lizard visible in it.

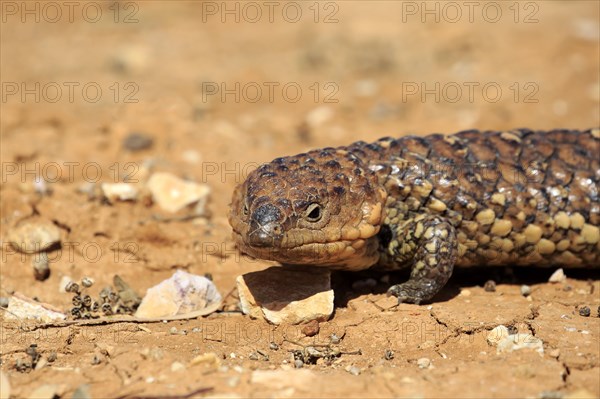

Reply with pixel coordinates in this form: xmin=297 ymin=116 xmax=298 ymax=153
xmin=229 ymin=129 xmax=600 ymax=304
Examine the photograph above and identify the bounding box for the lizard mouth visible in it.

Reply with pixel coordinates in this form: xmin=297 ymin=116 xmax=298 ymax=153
xmin=231 ymin=230 xmax=379 ymax=271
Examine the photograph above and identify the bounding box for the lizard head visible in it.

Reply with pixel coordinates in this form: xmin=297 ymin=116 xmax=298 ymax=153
xmin=229 ymin=147 xmax=387 ymax=270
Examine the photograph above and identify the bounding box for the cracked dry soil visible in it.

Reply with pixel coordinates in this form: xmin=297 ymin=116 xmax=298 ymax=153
xmin=1 ymin=2 xmax=599 ymax=398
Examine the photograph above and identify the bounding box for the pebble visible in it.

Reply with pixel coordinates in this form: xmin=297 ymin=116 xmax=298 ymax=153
xmin=5 ymin=294 xmax=66 ymax=323
xmin=487 ymin=325 xmax=510 ymax=345
xmin=384 ymin=350 xmax=394 ymax=360
xmin=459 ymin=289 xmax=471 ymax=297
xmin=301 ymin=320 xmax=320 ymax=337
xmin=189 ymin=352 xmax=220 ymax=368
xmin=548 ymin=348 xmax=560 ymax=358
xmin=578 ymin=306 xmax=591 ymax=317
xmin=549 ymin=268 xmax=566 ymax=283
xmin=354 ymin=79 xmax=378 ymax=97
xmin=122 ymin=132 xmax=154 ymax=152
xmin=294 ymin=359 xmax=304 ymax=369
xmin=147 ymin=172 xmax=211 ymax=214
xmin=520 ymin=285 xmax=532 ymax=297
xmin=346 ymin=366 xmax=361 ymax=376
xmin=483 ymin=280 xmax=496 ymax=292
xmin=306 ymin=106 xmax=333 ymax=127
xmin=135 ymin=270 xmax=221 ymax=319
xmin=170 ymin=361 xmax=186 ymax=372
xmin=496 ymin=333 xmax=544 ymax=355
xmin=101 ymin=183 xmax=139 ymax=202
xmin=330 ymin=333 xmax=341 ymax=344
xmin=8 ymin=220 xmax=61 ymax=254
xmin=227 ymin=375 xmax=241 ymax=388
xmin=0 ymin=297 xmax=8 ymax=308
xmin=236 ymin=267 xmax=333 ymax=325
xmin=169 ymin=327 xmax=179 ymax=335
xmin=417 ymin=358 xmax=431 ymax=369
xmin=32 ymin=253 xmax=50 ymax=281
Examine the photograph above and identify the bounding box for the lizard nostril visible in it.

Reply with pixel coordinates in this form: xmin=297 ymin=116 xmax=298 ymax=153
xmin=252 ymin=204 xmax=282 ymax=226
xmin=248 ymin=204 xmax=284 ymax=247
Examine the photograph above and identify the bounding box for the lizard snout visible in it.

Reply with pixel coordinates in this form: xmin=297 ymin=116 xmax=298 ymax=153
xmin=248 ymin=204 xmax=284 ymax=247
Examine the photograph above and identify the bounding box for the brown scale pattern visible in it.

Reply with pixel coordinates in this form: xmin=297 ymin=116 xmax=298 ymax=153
xmin=229 ymin=128 xmax=600 ymax=303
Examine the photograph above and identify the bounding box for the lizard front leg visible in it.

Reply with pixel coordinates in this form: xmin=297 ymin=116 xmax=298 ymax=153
xmin=384 ymin=215 xmax=458 ymax=304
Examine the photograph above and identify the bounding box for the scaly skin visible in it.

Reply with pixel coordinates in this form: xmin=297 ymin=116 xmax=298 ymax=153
xmin=229 ymin=129 xmax=600 ymax=304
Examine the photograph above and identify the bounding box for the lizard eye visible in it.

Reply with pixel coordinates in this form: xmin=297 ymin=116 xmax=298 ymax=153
xmin=304 ymin=203 xmax=322 ymax=222
xmin=242 ymin=200 xmax=250 ymax=216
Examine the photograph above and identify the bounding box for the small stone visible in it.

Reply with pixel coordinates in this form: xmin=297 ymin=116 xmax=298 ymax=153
xmin=169 ymin=327 xmax=178 ymax=335
xmin=384 ymin=349 xmax=394 ymax=360
xmin=170 ymin=361 xmax=186 ymax=372
xmin=459 ymin=289 xmax=471 ymax=297
xmin=496 ymin=333 xmax=544 ymax=355
xmin=597 ymin=305 xmax=600 ymax=317
xmin=346 ymin=366 xmax=361 ymax=375
xmin=34 ymin=357 xmax=48 ymax=370
xmin=578 ymin=306 xmax=591 ymax=317
xmin=32 ymin=252 xmax=50 ymax=281
xmin=487 ymin=325 xmax=510 ymax=345
xmin=237 ymin=266 xmax=333 ymax=325
xmin=354 ymin=79 xmax=378 ymax=97
xmin=483 ymin=280 xmax=496 ymax=292
xmin=294 ymin=359 xmax=304 ymax=368
xmin=417 ymin=358 xmax=431 ymax=369
xmin=8 ymin=219 xmax=61 ymax=254
xmin=135 ymin=270 xmax=221 ymax=319
xmin=330 ymin=333 xmax=341 ymax=344
xmin=306 ymin=106 xmax=333 ymax=127
xmin=147 ymin=172 xmax=210 ymax=214
xmin=301 ymin=320 xmax=320 ymax=337
xmin=5 ymin=294 xmax=66 ymax=323
xmin=47 ymin=351 xmax=57 ymax=362
xmin=123 ymin=132 xmax=154 ymax=152
xmin=269 ymin=342 xmax=279 ymax=351
xmin=0 ymin=297 xmax=8 ymax=308
xmin=81 ymin=277 xmax=94 ymax=288
xmin=548 ymin=348 xmax=560 ymax=358
xmin=189 ymin=352 xmax=220 ymax=368
xmin=101 ymin=183 xmax=138 ymax=202
xmin=549 ymin=268 xmax=566 ymax=283
xmin=520 ymin=285 xmax=532 ymax=297
xmin=58 ymin=276 xmax=73 ymax=293
xmin=248 ymin=352 xmax=260 ymax=361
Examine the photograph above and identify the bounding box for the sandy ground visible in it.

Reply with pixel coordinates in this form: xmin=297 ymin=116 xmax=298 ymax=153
xmin=1 ymin=1 xmax=599 ymax=398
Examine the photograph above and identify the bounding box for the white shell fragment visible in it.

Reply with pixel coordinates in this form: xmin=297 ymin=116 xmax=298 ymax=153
xmin=135 ymin=270 xmax=221 ymax=319
xmin=488 ymin=325 xmax=544 ymax=355
xmin=548 ymin=268 xmax=567 ymax=283
xmin=147 ymin=172 xmax=210 ymax=213
xmin=5 ymin=294 xmax=66 ymax=323
xmin=101 ymin=183 xmax=139 ymax=202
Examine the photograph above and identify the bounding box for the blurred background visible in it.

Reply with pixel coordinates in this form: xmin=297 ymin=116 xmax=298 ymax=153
xmin=1 ymin=1 xmax=599 ymax=397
